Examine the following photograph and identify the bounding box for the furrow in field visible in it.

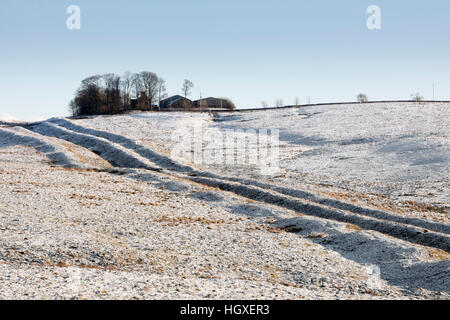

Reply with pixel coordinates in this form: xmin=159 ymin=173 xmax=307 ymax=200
xmin=26 ymin=121 xmax=160 ymax=172
xmin=21 ymin=119 xmax=450 ymax=253
xmin=48 ymin=119 xmax=449 ymax=234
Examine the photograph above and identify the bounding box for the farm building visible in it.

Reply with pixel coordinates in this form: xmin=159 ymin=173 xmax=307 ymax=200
xmin=160 ymin=95 xmax=194 ymax=109
xmin=193 ymin=97 xmax=235 ymax=110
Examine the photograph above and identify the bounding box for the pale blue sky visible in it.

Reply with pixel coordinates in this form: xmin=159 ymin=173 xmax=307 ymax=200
xmin=1 ymin=0 xmax=449 ymax=120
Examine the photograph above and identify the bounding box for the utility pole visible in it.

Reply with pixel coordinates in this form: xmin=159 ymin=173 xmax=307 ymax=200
xmin=432 ymin=83 xmax=435 ymax=101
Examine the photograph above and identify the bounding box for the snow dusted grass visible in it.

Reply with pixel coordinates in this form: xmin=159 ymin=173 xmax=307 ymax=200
xmin=212 ymin=103 xmax=449 ymax=214
xmin=77 ymin=103 xmax=448 ymax=221
xmin=0 ymin=102 xmax=448 ymax=299
xmin=0 ymin=147 xmax=406 ymax=299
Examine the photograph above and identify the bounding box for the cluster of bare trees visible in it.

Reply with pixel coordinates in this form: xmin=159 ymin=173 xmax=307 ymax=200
xmin=69 ymin=71 xmax=167 ymax=116
xmin=260 ymin=99 xmax=284 ymax=108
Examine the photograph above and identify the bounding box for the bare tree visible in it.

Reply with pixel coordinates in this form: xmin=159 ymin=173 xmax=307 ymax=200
xmin=102 ymin=73 xmax=122 ymax=112
xmin=182 ymin=79 xmax=194 ymax=98
xmin=131 ymin=73 xmax=150 ymax=109
xmin=157 ymin=78 xmax=167 ymax=109
xmin=140 ymin=71 xmax=159 ymax=110
xmin=120 ymin=71 xmax=133 ymax=107
xmin=357 ymin=93 xmax=368 ymax=103
xmin=102 ymin=73 xmax=115 ymax=108
xmin=411 ymin=93 xmax=423 ymax=102
xmin=295 ymin=97 xmax=300 ymax=106
xmin=70 ymin=75 xmax=103 ymax=116
xmin=68 ymin=99 xmax=80 ymax=117
xmin=275 ymin=99 xmax=284 ymax=108
xmin=132 ymin=73 xmax=144 ymax=101
xmin=261 ymin=101 xmax=268 ymax=108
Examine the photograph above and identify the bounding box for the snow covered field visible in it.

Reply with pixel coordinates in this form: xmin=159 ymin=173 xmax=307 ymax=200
xmin=0 ymin=102 xmax=448 ymax=299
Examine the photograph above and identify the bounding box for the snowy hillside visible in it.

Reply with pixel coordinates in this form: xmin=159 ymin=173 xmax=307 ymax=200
xmin=0 ymin=102 xmax=448 ymax=299
xmin=77 ymin=102 xmax=449 ymax=217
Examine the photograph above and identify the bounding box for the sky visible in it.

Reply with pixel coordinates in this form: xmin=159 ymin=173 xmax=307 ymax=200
xmin=1 ymin=0 xmax=450 ymax=120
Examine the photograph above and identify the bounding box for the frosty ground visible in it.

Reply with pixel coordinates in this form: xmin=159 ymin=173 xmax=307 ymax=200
xmin=0 ymin=102 xmax=448 ymax=299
